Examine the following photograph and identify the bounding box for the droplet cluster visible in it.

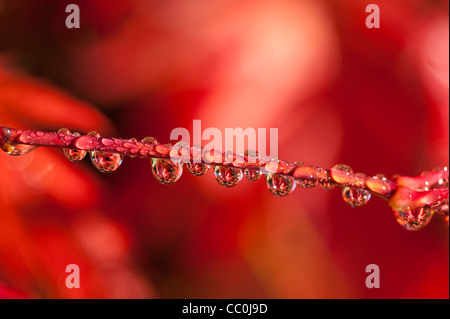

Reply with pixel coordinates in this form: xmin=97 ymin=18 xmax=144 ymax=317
xmin=59 ymin=128 xmax=87 ymax=161
xmin=1 ymin=126 xmax=448 ymax=231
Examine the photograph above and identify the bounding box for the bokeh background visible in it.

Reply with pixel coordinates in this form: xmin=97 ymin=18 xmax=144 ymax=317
xmin=0 ymin=0 xmax=448 ymax=298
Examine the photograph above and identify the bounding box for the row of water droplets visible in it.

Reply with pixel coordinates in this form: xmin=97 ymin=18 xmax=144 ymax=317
xmin=60 ymin=129 xmax=450 ymax=230
xmin=69 ymin=131 xmax=450 ymax=231
xmin=1 ymin=126 xmax=448 ymax=231
xmin=56 ymin=130 xmax=373 ymax=205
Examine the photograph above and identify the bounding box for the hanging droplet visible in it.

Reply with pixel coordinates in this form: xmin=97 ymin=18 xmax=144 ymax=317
xmin=186 ymin=162 xmax=209 ymax=176
xmin=393 ymin=206 xmax=434 ymax=231
xmin=59 ymin=128 xmax=86 ymax=162
xmin=213 ymin=166 xmax=243 ymax=187
xmin=244 ymin=168 xmax=261 ymax=181
xmin=266 ymin=173 xmax=296 ymax=197
xmin=297 ymin=178 xmax=317 ymax=188
xmin=88 ymin=131 xmax=123 ymax=172
xmin=342 ymin=186 xmax=371 ymax=207
xmin=243 ymin=150 xmax=260 ymax=180
xmin=90 ymin=151 xmax=123 ymax=173
xmin=0 ymin=127 xmax=38 ymax=156
xmin=316 ymin=168 xmax=335 ymax=190
xmin=330 ymin=164 xmax=354 ymax=184
xmin=320 ymin=181 xmax=335 ymax=190
xmin=152 ymin=158 xmax=183 ymax=184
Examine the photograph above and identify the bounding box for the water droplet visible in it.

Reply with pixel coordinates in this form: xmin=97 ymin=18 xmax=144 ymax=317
xmin=353 ymin=172 xmax=367 ymax=188
xmin=88 ymin=131 xmax=101 ymax=139
xmin=74 ymin=136 xmax=97 ymax=150
xmin=140 ymin=148 xmax=149 ymax=157
xmin=190 ymin=145 xmax=203 ymax=161
xmin=90 ymin=151 xmax=123 ymax=173
xmin=155 ymin=144 xmax=171 ymax=156
xmin=316 ymin=168 xmax=335 ymax=190
xmin=342 ymin=186 xmax=371 ymax=207
xmin=375 ymin=174 xmax=387 ymax=180
xmin=266 ymin=174 xmax=296 ymax=197
xmin=142 ymin=136 xmax=158 ymax=145
xmin=7 ymin=143 xmax=37 ymax=156
xmin=332 ymin=163 xmax=352 ymax=172
xmin=264 ymin=159 xmax=280 ymax=174
xmin=244 ymin=149 xmax=259 ymax=165
xmin=297 ymin=179 xmax=317 ymax=188
xmin=0 ymin=127 xmax=37 ymax=156
xmin=152 ymin=158 xmax=183 ymax=184
xmin=365 ymin=174 xmax=392 ymax=196
xmin=101 ymin=138 xmax=114 ymax=146
xmin=233 ymin=154 xmax=246 ymax=168
xmin=186 ymin=162 xmax=210 ymax=176
xmin=244 ymin=168 xmax=261 ymax=181
xmin=213 ymin=166 xmax=243 ymax=187
xmin=293 ymin=166 xmax=318 ymax=188
xmin=170 ymin=141 xmax=190 ymax=163
xmin=279 ymin=160 xmax=296 ymax=174
xmin=129 ymin=148 xmax=139 ymax=157
xmin=58 ymin=128 xmax=70 ymax=135
xmin=75 ymin=130 xmax=101 ymax=151
xmin=204 ymin=149 xmax=223 ymax=164
xmin=223 ymin=150 xmax=235 ymax=165
xmin=125 ymin=138 xmax=138 ymax=158
xmin=393 ymin=206 xmax=434 ymax=231
xmin=58 ymin=129 xmax=87 ymax=162
xmin=330 ymin=164 xmax=353 ymax=184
